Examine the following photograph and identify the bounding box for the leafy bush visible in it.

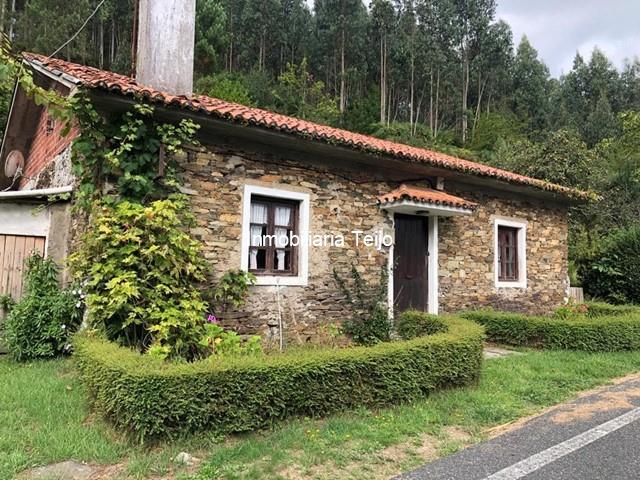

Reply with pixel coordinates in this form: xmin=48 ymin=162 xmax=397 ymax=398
xmin=70 ymin=196 xmax=209 ymax=360
xmin=1 ymin=254 xmax=81 ymax=361
xmin=395 ymin=310 xmax=448 ymax=340
xmin=210 ymin=269 xmax=256 ymax=319
xmin=584 ymin=302 xmax=640 ymax=317
xmin=462 ymin=310 xmax=640 ymax=352
xmin=74 ymin=316 xmax=484 ymax=441
xmin=333 ymin=264 xmax=391 ymax=345
xmin=583 ymin=226 xmax=640 ymax=304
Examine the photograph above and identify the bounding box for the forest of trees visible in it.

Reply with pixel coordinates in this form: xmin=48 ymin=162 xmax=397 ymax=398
xmin=2 ymin=0 xmax=640 ymax=291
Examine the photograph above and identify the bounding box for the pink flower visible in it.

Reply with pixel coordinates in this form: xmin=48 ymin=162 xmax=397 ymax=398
xmin=207 ymin=314 xmax=218 ymax=324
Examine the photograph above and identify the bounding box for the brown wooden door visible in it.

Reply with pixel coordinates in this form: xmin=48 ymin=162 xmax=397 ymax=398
xmin=393 ymin=214 xmax=428 ymax=313
xmin=0 ymin=234 xmax=46 ymax=300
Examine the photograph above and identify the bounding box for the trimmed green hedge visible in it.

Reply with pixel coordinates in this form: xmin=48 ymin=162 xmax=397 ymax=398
xmin=462 ymin=310 xmax=640 ymax=352
xmin=74 ymin=316 xmax=484 ymax=441
xmin=396 ymin=310 xmax=448 ymax=340
xmin=585 ymin=302 xmax=640 ymax=317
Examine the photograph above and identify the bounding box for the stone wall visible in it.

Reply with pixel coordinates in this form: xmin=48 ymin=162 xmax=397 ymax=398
xmin=179 ymin=144 xmax=392 ymax=343
xmin=179 ymin=142 xmax=569 ymax=341
xmin=438 ymin=187 xmax=569 ymax=315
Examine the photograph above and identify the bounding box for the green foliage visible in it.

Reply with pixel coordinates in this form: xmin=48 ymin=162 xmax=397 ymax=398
xmin=200 ymin=322 xmax=262 ymax=358
xmin=395 ymin=310 xmax=448 ymax=340
xmin=71 ymin=100 xmax=199 ymax=209
xmin=470 ymin=112 xmax=523 ymax=152
xmin=195 ymin=72 xmax=254 ymax=105
xmin=272 ymin=58 xmax=339 ymax=125
xmin=333 ymin=264 xmax=391 ymax=345
xmin=195 ymin=0 xmax=228 ymax=76
xmin=584 ymin=302 xmax=640 ymax=317
xmin=69 ymin=196 xmax=209 ymax=360
xmin=583 ymin=226 xmax=640 ymax=304
xmin=73 ymin=316 xmax=484 ymax=441
xmin=1 ymin=254 xmax=81 ymax=361
xmin=211 ymin=269 xmax=256 ymax=316
xmin=462 ymin=309 xmax=640 ymax=351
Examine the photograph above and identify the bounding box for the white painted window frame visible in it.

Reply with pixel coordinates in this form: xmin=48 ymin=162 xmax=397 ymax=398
xmin=240 ymin=184 xmax=310 ymax=286
xmin=494 ymin=217 xmax=527 ymax=289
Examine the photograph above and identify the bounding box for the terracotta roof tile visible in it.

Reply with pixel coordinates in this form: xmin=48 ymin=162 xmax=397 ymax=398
xmin=23 ymin=53 xmax=591 ymax=200
xmin=378 ymin=184 xmax=478 ymax=210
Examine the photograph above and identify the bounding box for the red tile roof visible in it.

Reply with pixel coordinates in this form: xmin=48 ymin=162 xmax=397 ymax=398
xmin=378 ymin=184 xmax=478 ymax=211
xmin=24 ymin=53 xmax=590 ymax=200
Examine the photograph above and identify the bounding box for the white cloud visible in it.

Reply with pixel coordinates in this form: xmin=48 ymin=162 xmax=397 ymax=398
xmin=497 ymin=0 xmax=640 ymax=76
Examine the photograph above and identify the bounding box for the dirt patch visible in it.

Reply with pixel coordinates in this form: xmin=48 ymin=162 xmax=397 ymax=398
xmin=550 ymin=387 xmax=640 ymax=424
xmin=277 ymin=434 xmax=439 ymax=480
xmin=487 ymin=372 xmax=640 ymax=438
xmin=442 ymin=426 xmax=472 ymax=443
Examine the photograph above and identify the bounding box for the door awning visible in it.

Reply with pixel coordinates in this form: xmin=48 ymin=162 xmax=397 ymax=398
xmin=377 ymin=184 xmax=477 ymax=216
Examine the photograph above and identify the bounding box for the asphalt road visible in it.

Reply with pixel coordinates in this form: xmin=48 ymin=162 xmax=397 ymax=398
xmin=396 ymin=374 xmax=640 ymax=480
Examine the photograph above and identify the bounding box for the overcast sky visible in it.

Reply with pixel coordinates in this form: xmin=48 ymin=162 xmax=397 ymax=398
xmin=305 ymin=0 xmax=640 ymax=78
xmin=499 ymin=0 xmax=640 ymax=77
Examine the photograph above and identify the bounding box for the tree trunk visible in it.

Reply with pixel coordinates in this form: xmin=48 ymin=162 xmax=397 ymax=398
xmin=339 ymin=26 xmax=346 ymax=114
xmin=0 ymin=0 xmax=6 ymax=34
xmin=461 ymin=47 xmax=469 ymax=144
xmin=472 ymin=76 xmax=488 ymax=140
xmin=409 ymin=50 xmax=415 ymax=128
xmin=380 ymin=34 xmax=386 ymax=124
xmin=434 ymin=67 xmax=440 ymax=139
xmin=429 ymin=67 xmax=433 ymax=137
xmin=8 ymin=0 xmax=15 ymax=40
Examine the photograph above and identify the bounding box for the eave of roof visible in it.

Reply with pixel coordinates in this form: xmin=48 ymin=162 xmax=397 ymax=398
xmin=22 ymin=53 xmax=594 ymax=201
xmin=378 ymin=184 xmax=478 ymax=211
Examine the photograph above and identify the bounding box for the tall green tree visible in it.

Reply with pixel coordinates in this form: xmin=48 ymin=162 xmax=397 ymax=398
xmin=510 ymin=35 xmax=550 ymax=133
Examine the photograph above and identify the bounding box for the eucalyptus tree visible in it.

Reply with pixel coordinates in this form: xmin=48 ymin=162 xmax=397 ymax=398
xmin=370 ymin=0 xmax=395 ymax=124
xmin=451 ymin=0 xmax=496 ymax=144
xmin=511 ymin=35 xmax=550 ymax=134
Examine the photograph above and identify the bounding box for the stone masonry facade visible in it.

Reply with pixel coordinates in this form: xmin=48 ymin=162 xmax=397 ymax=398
xmin=438 ymin=187 xmax=569 ymax=314
xmin=179 ymin=141 xmax=569 ymax=343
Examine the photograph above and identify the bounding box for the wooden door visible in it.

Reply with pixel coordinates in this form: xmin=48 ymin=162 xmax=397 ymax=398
xmin=0 ymin=234 xmax=46 ymax=300
xmin=393 ymin=215 xmax=428 ymax=313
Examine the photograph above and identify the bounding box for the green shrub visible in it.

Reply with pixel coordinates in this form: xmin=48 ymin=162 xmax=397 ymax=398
xmin=583 ymin=226 xmax=640 ymax=304
xmin=584 ymin=302 xmax=640 ymax=317
xmin=395 ymin=310 xmax=448 ymax=340
xmin=74 ymin=316 xmax=484 ymax=441
xmin=70 ymin=196 xmax=209 ymax=360
xmin=462 ymin=310 xmax=640 ymax=352
xmin=1 ymin=254 xmax=81 ymax=361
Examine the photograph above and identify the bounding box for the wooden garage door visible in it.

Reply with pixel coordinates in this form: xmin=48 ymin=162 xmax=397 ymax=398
xmin=0 ymin=234 xmax=46 ymax=300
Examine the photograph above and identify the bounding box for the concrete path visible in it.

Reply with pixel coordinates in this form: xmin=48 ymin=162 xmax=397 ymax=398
xmin=396 ymin=373 xmax=640 ymax=480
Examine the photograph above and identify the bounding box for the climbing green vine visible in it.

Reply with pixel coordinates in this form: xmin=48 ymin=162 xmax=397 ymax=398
xmin=70 ymin=97 xmax=200 ymax=210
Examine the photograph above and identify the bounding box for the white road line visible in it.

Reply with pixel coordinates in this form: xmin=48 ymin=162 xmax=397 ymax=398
xmin=484 ymin=407 xmax=640 ymax=480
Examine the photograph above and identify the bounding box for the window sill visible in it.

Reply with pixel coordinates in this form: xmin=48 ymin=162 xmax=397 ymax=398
xmin=495 ymin=279 xmax=527 ymax=289
xmin=254 ymin=274 xmax=308 ymax=286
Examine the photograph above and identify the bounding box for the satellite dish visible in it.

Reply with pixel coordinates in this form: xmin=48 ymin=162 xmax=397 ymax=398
xmin=4 ymin=150 xmax=24 ymax=178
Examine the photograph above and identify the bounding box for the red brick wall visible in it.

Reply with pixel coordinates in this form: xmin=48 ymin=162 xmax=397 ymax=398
xmin=21 ymin=108 xmax=78 ymax=188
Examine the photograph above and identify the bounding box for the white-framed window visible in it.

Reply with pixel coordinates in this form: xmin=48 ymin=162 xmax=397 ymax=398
xmin=494 ymin=217 xmax=527 ymax=288
xmin=240 ymin=184 xmax=310 ymax=286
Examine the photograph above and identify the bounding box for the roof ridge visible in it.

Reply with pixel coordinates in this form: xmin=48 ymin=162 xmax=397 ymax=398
xmin=22 ymin=52 xmax=592 ymax=201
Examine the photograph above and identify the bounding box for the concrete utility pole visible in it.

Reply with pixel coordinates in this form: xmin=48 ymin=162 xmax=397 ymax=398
xmin=135 ymin=0 xmax=196 ymax=97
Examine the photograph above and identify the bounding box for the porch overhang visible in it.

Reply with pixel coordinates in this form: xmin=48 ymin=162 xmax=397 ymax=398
xmin=377 ymin=184 xmax=477 ymax=217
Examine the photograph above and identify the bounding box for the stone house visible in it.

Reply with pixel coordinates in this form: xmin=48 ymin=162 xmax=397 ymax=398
xmin=0 ymin=1 xmax=589 ymax=340
xmin=0 ymin=53 xmax=589 ymax=341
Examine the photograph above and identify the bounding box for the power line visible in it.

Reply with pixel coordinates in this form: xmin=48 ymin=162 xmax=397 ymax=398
xmin=48 ymin=0 xmax=107 ymax=59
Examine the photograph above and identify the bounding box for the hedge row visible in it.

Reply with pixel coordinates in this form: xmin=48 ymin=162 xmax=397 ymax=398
xmin=585 ymin=302 xmax=640 ymax=317
xmin=462 ymin=310 xmax=640 ymax=351
xmin=74 ymin=317 xmax=484 ymax=441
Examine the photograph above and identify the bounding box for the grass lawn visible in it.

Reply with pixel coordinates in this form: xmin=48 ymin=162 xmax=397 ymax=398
xmin=3 ymin=350 xmax=640 ymax=479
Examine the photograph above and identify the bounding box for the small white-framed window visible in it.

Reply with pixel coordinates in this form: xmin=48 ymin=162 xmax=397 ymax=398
xmin=494 ymin=217 xmax=527 ymax=288
xmin=240 ymin=184 xmax=310 ymax=286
